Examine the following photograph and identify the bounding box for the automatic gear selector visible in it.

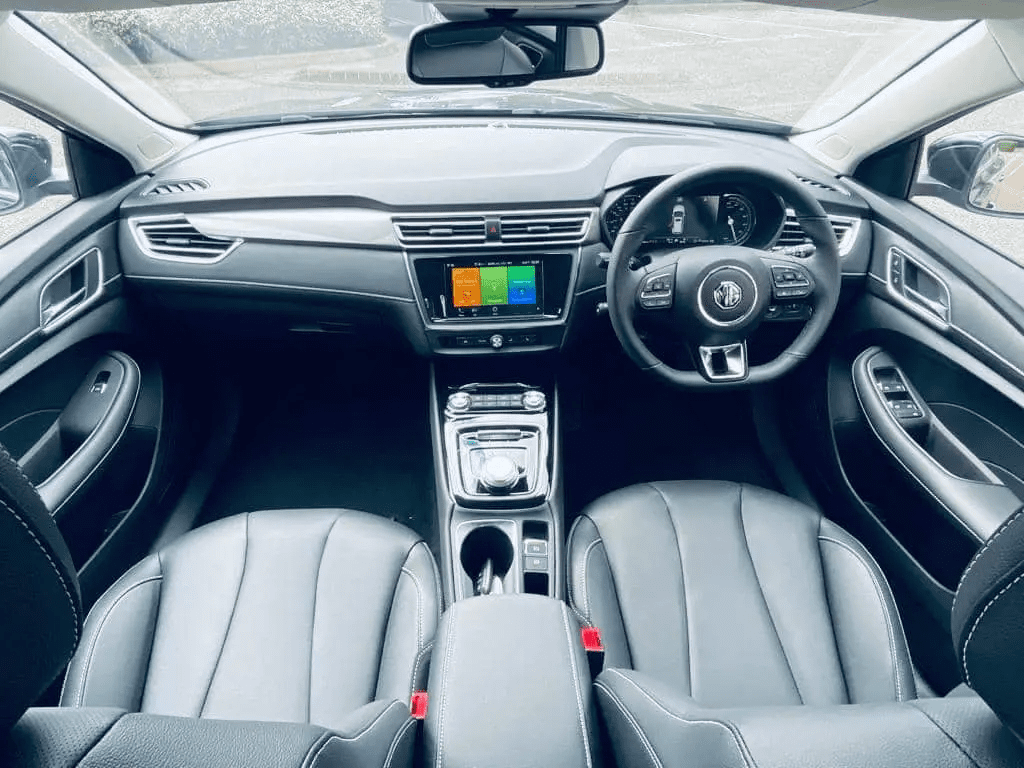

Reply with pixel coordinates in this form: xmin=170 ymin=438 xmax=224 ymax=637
xmin=442 ymin=383 xmax=550 ymax=505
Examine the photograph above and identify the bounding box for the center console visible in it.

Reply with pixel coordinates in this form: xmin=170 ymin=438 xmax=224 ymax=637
xmin=430 ymin=360 xmax=563 ymax=604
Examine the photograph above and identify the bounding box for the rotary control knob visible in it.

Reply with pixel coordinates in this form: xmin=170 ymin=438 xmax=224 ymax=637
xmin=447 ymin=391 xmax=472 ymax=413
xmin=490 ymin=334 xmax=504 ymax=350
xmin=479 ymin=454 xmax=519 ymax=492
xmin=522 ymin=390 xmax=546 ymax=412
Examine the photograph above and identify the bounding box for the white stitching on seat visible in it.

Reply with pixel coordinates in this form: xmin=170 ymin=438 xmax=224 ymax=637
xmin=818 ymin=535 xmax=903 ymax=702
xmin=400 ymin=567 xmax=425 ymax=651
xmin=304 ymin=734 xmax=341 ymax=768
xmin=961 ymin=570 xmax=1024 ymax=687
xmin=605 ymin=669 xmax=756 ymax=768
xmin=73 ymin=575 xmax=162 ymax=707
xmin=560 ymin=603 xmax=595 ymax=768
xmin=409 ymin=642 xmax=433 ymax=697
xmin=579 ymin=537 xmax=603 ymax=623
xmin=335 ymin=700 xmax=405 ymax=742
xmin=0 ymin=498 xmax=80 ymax=655
xmin=0 ymin=443 xmax=38 ymax=490
xmin=953 ymin=508 xmax=1024 ymax=618
xmin=593 ymin=680 xmax=664 ymax=768
xmin=435 ymin=616 xmax=458 ymax=768
xmin=382 ymin=717 xmax=417 ymax=768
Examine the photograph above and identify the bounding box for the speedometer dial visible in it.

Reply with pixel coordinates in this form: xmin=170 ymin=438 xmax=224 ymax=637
xmin=716 ymin=194 xmax=755 ymax=245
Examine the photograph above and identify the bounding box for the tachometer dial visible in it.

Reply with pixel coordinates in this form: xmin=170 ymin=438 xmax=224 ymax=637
xmin=716 ymin=194 xmax=755 ymax=245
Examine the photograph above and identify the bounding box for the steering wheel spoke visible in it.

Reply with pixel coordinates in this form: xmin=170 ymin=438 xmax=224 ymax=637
xmin=696 ymin=340 xmax=748 ymax=382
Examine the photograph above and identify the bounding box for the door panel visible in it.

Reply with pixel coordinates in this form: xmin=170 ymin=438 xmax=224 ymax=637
xmin=0 ymin=184 xmax=179 ymax=611
xmin=791 ymin=192 xmax=1024 ymax=693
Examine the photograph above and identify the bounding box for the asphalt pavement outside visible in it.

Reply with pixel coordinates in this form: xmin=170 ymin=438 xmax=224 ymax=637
xmin=1 ymin=1 xmax=1024 ymax=259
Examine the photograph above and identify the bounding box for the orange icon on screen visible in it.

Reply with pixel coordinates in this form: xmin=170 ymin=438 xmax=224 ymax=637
xmin=452 ymin=268 xmax=482 ymax=307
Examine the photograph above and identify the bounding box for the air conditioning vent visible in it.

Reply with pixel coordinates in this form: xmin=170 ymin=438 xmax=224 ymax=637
xmin=394 ymin=217 xmax=487 ymax=246
xmin=775 ymin=210 xmax=860 ymax=256
xmin=145 ymin=179 xmax=209 ymax=196
xmin=793 ymin=174 xmax=849 ymax=196
xmin=132 ymin=216 xmax=241 ymax=261
xmin=393 ymin=210 xmax=592 ymax=247
xmin=498 ymin=213 xmax=589 ymax=243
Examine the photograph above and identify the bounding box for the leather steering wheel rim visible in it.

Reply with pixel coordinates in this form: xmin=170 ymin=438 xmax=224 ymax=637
xmin=606 ymin=162 xmax=841 ymax=389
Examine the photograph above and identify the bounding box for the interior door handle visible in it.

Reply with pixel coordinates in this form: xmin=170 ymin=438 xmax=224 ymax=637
xmin=24 ymin=352 xmax=141 ymax=518
xmin=853 ymin=346 xmax=1018 ymax=542
xmin=886 ymin=247 xmax=951 ymax=326
xmin=39 ymin=247 xmax=105 ymax=334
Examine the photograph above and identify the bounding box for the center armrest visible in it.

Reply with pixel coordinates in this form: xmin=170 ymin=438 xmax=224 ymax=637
xmin=425 ymin=594 xmax=599 ymax=768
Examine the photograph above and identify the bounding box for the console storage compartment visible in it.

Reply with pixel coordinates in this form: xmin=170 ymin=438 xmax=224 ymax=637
xmin=425 ymin=595 xmax=600 ymax=768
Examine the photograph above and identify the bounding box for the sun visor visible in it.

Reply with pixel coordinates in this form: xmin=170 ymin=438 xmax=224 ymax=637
xmin=751 ymin=0 xmax=1024 ymax=21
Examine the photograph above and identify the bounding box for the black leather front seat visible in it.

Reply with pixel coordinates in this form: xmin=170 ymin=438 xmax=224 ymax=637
xmin=62 ymin=508 xmax=440 ymax=728
xmin=568 ymin=480 xmax=915 ymax=707
xmin=0 ymin=438 xmax=441 ymax=768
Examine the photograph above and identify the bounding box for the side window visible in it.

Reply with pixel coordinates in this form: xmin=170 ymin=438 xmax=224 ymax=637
xmin=0 ymin=100 xmax=76 ymax=247
xmin=912 ymin=90 xmax=1024 ymax=265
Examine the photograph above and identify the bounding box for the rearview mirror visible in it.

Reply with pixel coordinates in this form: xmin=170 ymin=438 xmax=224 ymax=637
xmin=407 ymin=20 xmax=603 ymax=88
xmin=916 ymin=132 xmax=1024 ymax=218
xmin=0 ymin=128 xmax=73 ymax=216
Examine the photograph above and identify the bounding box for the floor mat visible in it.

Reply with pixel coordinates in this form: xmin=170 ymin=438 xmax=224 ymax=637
xmin=198 ymin=348 xmax=436 ymax=549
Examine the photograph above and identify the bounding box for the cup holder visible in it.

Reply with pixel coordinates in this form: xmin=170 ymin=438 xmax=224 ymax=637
xmin=460 ymin=526 xmax=514 ymax=596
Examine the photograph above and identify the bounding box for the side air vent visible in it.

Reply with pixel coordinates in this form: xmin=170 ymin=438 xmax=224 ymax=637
xmin=145 ymin=179 xmax=209 ymax=196
xmin=393 ymin=210 xmax=592 ymax=247
xmin=394 ymin=217 xmax=487 ymax=246
xmin=793 ymin=174 xmax=849 ymax=196
xmin=131 ymin=216 xmax=241 ymax=262
xmin=775 ymin=210 xmax=860 ymax=256
xmin=498 ymin=212 xmax=590 ymax=243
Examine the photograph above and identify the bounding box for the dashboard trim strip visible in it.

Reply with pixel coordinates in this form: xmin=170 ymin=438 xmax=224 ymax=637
xmin=127 ymin=274 xmax=416 ymax=303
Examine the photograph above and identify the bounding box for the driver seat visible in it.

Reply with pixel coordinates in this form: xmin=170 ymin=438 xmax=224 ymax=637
xmin=567 ymin=480 xmax=917 ymax=707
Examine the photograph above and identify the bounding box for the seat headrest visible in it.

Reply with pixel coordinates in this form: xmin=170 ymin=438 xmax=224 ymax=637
xmin=0 ymin=443 xmax=81 ymax=733
xmin=952 ymin=507 xmax=1024 ymax=738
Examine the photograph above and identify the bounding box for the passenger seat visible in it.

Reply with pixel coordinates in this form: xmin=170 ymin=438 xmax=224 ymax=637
xmin=0 ymin=442 xmax=440 ymax=768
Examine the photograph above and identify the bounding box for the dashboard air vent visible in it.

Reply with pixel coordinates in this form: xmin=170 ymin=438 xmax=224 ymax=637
xmin=793 ymin=174 xmax=849 ymax=196
xmin=394 ymin=210 xmax=592 ymax=247
xmin=132 ymin=216 xmax=241 ymax=261
xmin=775 ymin=210 xmax=859 ymax=256
xmin=497 ymin=212 xmax=590 ymax=243
xmin=145 ymin=179 xmax=209 ymax=196
xmin=394 ymin=217 xmax=487 ymax=246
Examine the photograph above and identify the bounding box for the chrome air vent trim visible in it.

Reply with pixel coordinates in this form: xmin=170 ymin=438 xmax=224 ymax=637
xmin=393 ymin=209 xmax=595 ymax=248
xmin=774 ymin=210 xmax=861 ymax=258
xmin=130 ymin=215 xmax=242 ymax=263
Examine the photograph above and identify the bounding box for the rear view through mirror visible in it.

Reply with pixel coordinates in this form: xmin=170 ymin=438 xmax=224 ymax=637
xmin=407 ymin=20 xmax=603 ymax=88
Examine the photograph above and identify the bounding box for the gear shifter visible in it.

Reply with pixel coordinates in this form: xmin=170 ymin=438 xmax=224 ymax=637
xmin=474 ymin=558 xmax=504 ymax=596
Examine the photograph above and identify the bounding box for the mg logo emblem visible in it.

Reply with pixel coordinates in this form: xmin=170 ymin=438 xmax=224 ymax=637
xmin=713 ymin=280 xmax=743 ymax=310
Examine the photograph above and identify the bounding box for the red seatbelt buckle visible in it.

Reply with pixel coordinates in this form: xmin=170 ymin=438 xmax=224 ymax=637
xmin=581 ymin=626 xmax=605 ymax=677
xmin=410 ymin=691 xmax=428 ymax=720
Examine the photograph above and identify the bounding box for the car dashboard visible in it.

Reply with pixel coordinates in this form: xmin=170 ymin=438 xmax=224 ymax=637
xmin=119 ymin=116 xmax=871 ymax=356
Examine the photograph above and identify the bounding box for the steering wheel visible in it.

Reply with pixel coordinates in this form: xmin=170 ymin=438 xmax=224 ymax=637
xmin=606 ymin=163 xmax=841 ymax=389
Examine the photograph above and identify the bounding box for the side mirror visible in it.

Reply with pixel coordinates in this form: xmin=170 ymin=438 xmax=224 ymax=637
xmin=408 ymin=19 xmax=603 ymax=88
xmin=916 ymin=132 xmax=1024 ymax=218
xmin=0 ymin=128 xmax=73 ymax=215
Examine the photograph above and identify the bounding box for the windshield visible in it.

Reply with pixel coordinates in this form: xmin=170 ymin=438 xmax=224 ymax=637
xmin=23 ymin=1 xmax=968 ymax=132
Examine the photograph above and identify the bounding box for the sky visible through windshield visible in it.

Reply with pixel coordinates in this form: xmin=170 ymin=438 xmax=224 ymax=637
xmin=27 ymin=1 xmax=962 ymax=130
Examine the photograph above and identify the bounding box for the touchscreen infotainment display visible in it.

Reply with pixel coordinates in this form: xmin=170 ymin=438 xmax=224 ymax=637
xmin=446 ymin=259 xmax=543 ymax=318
